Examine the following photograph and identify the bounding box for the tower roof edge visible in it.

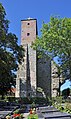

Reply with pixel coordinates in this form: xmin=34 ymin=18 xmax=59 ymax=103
xmin=21 ymin=18 xmax=37 ymax=21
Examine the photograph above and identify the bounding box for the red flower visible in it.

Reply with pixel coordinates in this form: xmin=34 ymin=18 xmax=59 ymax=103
xmin=29 ymin=108 xmax=33 ymax=114
xmin=13 ymin=114 xmax=20 ymax=118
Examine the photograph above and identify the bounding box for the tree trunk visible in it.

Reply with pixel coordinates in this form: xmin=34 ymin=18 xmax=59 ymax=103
xmin=58 ymin=73 xmax=61 ymax=96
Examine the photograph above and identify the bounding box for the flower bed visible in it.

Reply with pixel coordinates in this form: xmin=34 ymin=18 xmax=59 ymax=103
xmin=27 ymin=107 xmax=38 ymax=119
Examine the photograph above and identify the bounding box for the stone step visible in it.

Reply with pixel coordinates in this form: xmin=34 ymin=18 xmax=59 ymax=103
xmin=38 ymin=106 xmax=71 ymax=119
xmin=43 ymin=111 xmax=71 ymax=119
xmin=48 ymin=117 xmax=71 ymax=119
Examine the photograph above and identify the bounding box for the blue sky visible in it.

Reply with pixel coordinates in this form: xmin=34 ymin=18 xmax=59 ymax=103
xmin=1 ymin=0 xmax=71 ymax=44
xmin=61 ymin=80 xmax=71 ymax=91
xmin=0 ymin=0 xmax=71 ymax=90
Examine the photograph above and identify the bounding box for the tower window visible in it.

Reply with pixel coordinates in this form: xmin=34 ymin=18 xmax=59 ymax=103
xmin=27 ymin=33 xmax=30 ymax=36
xmin=27 ymin=23 xmax=30 ymax=25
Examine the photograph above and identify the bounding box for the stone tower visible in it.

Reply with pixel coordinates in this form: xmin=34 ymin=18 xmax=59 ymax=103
xmin=15 ymin=18 xmax=37 ymax=97
xmin=15 ymin=18 xmax=59 ymax=98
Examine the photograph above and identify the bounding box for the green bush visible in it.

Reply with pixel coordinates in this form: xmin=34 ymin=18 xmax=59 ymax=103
xmin=19 ymin=97 xmax=48 ymax=105
xmin=28 ymin=114 xmax=38 ymax=119
xmin=65 ymin=103 xmax=71 ymax=114
xmin=13 ymin=109 xmax=19 ymax=114
xmin=35 ymin=97 xmax=47 ymax=104
xmin=51 ymin=96 xmax=71 ymax=114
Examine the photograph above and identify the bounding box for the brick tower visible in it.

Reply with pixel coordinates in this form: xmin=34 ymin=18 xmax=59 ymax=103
xmin=15 ymin=18 xmax=37 ymax=97
xmin=15 ymin=18 xmax=59 ymax=98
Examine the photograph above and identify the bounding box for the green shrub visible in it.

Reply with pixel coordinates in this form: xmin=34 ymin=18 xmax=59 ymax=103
xmin=19 ymin=97 xmax=48 ymax=104
xmin=35 ymin=97 xmax=47 ymax=104
xmin=65 ymin=103 xmax=71 ymax=114
xmin=13 ymin=109 xmax=19 ymax=114
xmin=51 ymin=97 xmax=71 ymax=114
xmin=28 ymin=114 xmax=38 ymax=119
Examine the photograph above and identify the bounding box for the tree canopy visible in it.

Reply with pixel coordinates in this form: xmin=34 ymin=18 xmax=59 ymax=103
xmin=0 ymin=3 xmax=24 ymax=97
xmin=33 ymin=16 xmax=71 ymax=81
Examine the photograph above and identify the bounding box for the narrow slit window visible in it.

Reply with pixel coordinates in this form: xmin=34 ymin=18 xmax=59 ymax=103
xmin=27 ymin=33 xmax=30 ymax=36
xmin=27 ymin=23 xmax=30 ymax=25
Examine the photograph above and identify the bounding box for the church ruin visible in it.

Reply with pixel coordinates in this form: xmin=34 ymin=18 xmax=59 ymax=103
xmin=15 ymin=18 xmax=59 ymax=98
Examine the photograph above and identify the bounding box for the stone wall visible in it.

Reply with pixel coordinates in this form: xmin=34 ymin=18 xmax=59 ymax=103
xmin=51 ymin=61 xmax=59 ymax=97
xmin=15 ymin=19 xmax=37 ymax=97
xmin=37 ymin=56 xmax=51 ymax=98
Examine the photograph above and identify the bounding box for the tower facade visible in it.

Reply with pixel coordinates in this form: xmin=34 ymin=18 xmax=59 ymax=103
xmin=15 ymin=18 xmax=59 ymax=98
xmin=15 ymin=19 xmax=37 ymax=97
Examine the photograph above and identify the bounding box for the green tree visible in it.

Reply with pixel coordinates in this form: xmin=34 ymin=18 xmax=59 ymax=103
xmin=0 ymin=3 xmax=24 ymax=98
xmin=33 ymin=16 xmax=71 ymax=81
xmin=62 ymin=88 xmax=70 ymax=98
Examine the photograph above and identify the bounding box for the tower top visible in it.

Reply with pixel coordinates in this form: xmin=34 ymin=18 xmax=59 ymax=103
xmin=27 ymin=17 xmax=33 ymax=20
xmin=21 ymin=18 xmax=37 ymax=45
xmin=21 ymin=18 xmax=37 ymax=21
